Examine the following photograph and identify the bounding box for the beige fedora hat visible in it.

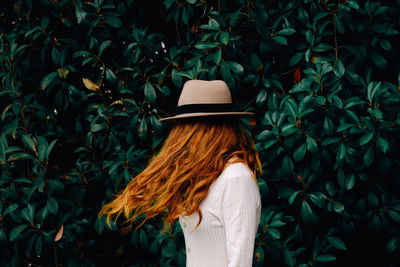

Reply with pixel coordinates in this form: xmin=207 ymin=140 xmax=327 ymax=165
xmin=159 ymin=80 xmax=254 ymax=122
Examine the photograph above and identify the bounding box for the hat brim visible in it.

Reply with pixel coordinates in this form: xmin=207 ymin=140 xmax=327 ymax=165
xmin=159 ymin=112 xmax=254 ymax=122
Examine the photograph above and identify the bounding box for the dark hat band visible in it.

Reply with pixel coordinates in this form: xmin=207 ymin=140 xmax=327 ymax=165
xmin=176 ymin=103 xmax=233 ymax=115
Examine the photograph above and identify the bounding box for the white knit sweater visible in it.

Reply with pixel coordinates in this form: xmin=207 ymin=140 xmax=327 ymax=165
xmin=179 ymin=162 xmax=261 ymax=267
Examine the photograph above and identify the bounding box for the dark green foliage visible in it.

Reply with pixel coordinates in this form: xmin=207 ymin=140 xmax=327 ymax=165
xmin=1 ymin=0 xmax=400 ymax=266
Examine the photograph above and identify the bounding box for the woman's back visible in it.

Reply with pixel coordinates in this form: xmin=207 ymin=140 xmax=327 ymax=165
xmin=179 ymin=162 xmax=261 ymax=267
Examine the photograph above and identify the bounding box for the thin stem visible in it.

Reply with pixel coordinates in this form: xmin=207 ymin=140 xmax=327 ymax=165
xmin=53 ymin=244 xmax=58 ymax=267
xmin=333 ymin=13 xmax=338 ymax=60
xmin=18 ymin=101 xmax=28 ymax=133
xmin=175 ymin=20 xmax=181 ymax=44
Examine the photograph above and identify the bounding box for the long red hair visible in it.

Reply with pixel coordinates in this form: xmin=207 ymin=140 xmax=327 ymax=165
xmin=98 ymin=117 xmax=261 ymax=232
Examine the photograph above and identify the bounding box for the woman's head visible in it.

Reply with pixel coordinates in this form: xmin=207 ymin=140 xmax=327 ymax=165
xmin=99 ymin=117 xmax=261 ymax=232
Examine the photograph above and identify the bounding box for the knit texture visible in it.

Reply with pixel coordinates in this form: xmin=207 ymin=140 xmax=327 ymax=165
xmin=179 ymin=162 xmax=261 ymax=267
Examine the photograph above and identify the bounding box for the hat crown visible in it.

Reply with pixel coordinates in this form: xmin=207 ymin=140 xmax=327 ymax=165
xmin=178 ymin=80 xmax=232 ymax=106
xmin=159 ymin=79 xmax=253 ymax=121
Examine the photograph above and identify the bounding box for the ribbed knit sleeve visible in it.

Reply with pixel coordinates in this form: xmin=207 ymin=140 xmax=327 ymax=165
xmin=179 ymin=163 xmax=261 ymax=267
xmin=222 ymin=173 xmax=261 ymax=267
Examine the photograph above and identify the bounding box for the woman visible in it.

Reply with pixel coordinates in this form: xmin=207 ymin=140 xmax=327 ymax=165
xmin=99 ymin=80 xmax=262 ymax=267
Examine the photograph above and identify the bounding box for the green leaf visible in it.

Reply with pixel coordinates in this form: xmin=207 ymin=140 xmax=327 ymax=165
xmin=315 ymin=254 xmax=337 ymax=262
xmin=288 ymin=190 xmax=301 ymax=205
xmin=228 ymin=62 xmax=244 ymax=74
xmin=73 ymin=50 xmax=93 ymax=58
xmin=376 ymin=137 xmax=389 ymax=153
xmin=272 ymin=36 xmax=288 ymax=45
xmin=8 ymin=152 xmax=35 ymax=161
xmin=290 ymin=78 xmax=311 ymax=93
xmin=75 ymin=7 xmax=87 ymax=24
xmin=91 ymin=123 xmax=106 ymax=132
xmin=347 ymin=0 xmax=360 ymax=9
xmin=309 ymin=193 xmax=324 ymax=208
xmin=105 ymin=16 xmax=122 ymax=28
xmin=220 ymin=32 xmax=229 ymax=45
xmin=335 ymin=15 xmax=344 ymax=34
xmin=10 ymin=224 xmax=29 ymax=241
xmin=276 ymin=28 xmax=296 ymax=36
xmin=266 ymin=227 xmax=281 ymax=239
xmin=47 ymin=196 xmax=59 ymax=215
xmin=1 ymin=104 xmax=13 ymax=121
xmin=367 ymin=81 xmax=381 ymax=103
xmin=98 ymin=40 xmax=112 ymax=57
xmin=316 ymin=96 xmax=326 ymax=105
xmin=95 ymin=217 xmax=105 ymax=235
xmin=368 ymin=192 xmax=379 ymax=208
xmin=313 ymin=43 xmax=332 ymax=52
xmin=363 ymin=147 xmax=374 ymax=167
xmin=269 ymin=220 xmax=286 ymax=228
xmin=285 ymin=99 xmax=298 ymax=118
xmin=386 ymin=238 xmax=397 ymax=253
xmin=337 ymin=123 xmax=354 ymax=132
xmin=371 ymin=51 xmax=387 ymax=68
xmin=345 ymin=174 xmax=355 ymax=190
xmin=199 ymin=18 xmax=220 ymax=31
xmin=251 ymin=53 xmax=263 ymax=71
xmin=337 ymin=142 xmax=346 ymax=160
xmin=300 ymin=107 xmax=315 ymax=120
xmin=46 ymin=139 xmax=58 ymax=159
xmin=388 ymin=210 xmax=400 ymax=222
xmin=21 ymin=204 xmax=35 ymax=223
xmin=194 ymin=42 xmax=218 ymax=50
xmin=22 ymin=134 xmax=36 ymax=152
xmin=213 ymin=49 xmax=222 ymax=64
xmin=281 ymin=123 xmax=298 ymax=136
xmin=282 ymin=156 xmax=294 ymax=174
xmin=144 ymin=82 xmax=156 ymax=104
xmin=51 ymin=47 xmax=61 ymax=66
xmin=37 ymin=136 xmax=48 ymax=162
xmin=150 ymin=115 xmax=163 ymax=132
xmin=40 ymin=72 xmax=58 ymax=90
xmin=379 ymin=39 xmax=392 ymax=51
xmin=334 ymin=59 xmax=345 ymax=77
xmin=181 ymin=7 xmax=189 ymax=25
xmin=162 ymin=241 xmax=176 ymax=257
xmin=35 ymin=235 xmax=43 ymax=255
xmin=220 ymin=61 xmax=231 ymax=82
xmin=257 ymin=179 xmax=269 ymax=197
xmin=333 ymin=202 xmax=344 ymax=213
xmin=293 ymin=143 xmax=306 ymax=162
xmin=359 ymin=132 xmax=374 ymax=145
xmin=306 ymin=136 xmax=318 ymax=153
xmin=0 ymin=229 xmax=6 ymax=242
xmin=171 ymin=68 xmax=183 ymax=87
xmin=368 ymin=107 xmax=383 ymax=120
xmin=263 ymin=139 xmax=277 ymax=150
xmin=105 ymin=219 xmax=118 ymax=231
xmin=138 ymin=117 xmax=147 ymax=140
xmin=327 ymin=236 xmax=347 ymax=250
xmin=254 ymin=245 xmax=264 ymax=263
xmin=289 ymin=52 xmax=303 ymax=66
xmin=301 ymin=200 xmax=313 ymax=221
xmin=256 ymin=89 xmax=267 ymax=104
xmin=3 ymin=203 xmax=18 ymax=216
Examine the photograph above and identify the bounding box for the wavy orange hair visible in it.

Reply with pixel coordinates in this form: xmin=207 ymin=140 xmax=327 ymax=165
xmin=98 ymin=117 xmax=261 ymax=232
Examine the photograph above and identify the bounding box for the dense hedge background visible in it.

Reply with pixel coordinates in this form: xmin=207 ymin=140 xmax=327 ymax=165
xmin=1 ymin=0 xmax=400 ymax=266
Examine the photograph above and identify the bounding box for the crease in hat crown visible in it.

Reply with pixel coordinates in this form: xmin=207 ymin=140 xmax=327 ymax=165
xmin=159 ymin=79 xmax=254 ymax=122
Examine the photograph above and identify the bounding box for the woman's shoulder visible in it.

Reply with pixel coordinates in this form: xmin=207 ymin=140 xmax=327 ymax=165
xmin=217 ymin=162 xmax=260 ymax=203
xmin=220 ymin=161 xmax=254 ymax=181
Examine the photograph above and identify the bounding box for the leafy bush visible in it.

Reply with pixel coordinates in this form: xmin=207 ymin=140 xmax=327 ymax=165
xmin=1 ymin=0 xmax=400 ymax=266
